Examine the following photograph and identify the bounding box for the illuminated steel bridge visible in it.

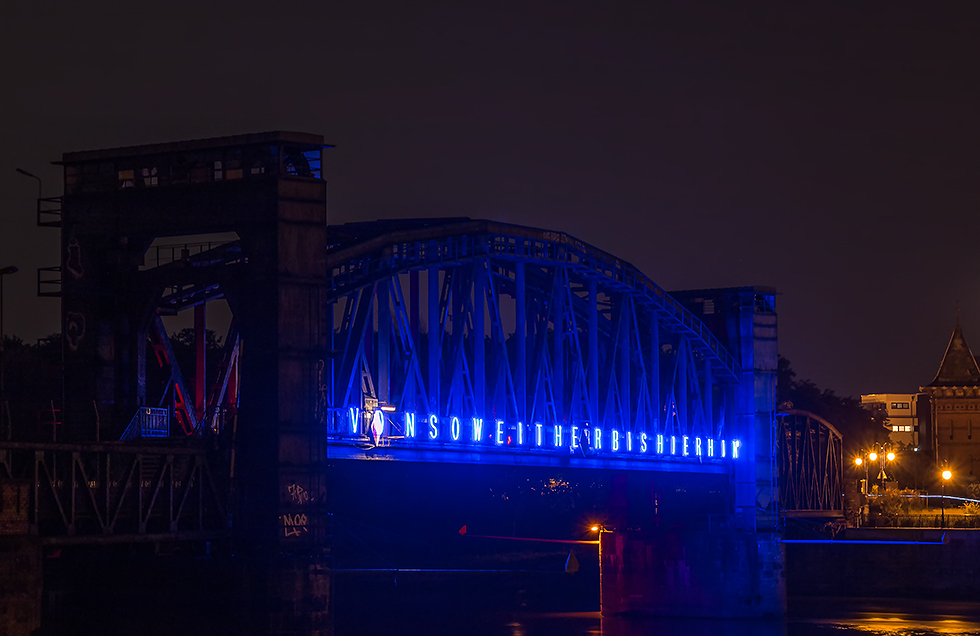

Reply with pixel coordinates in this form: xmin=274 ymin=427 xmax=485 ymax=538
xmin=2 ymin=133 xmax=846 ymax=550
xmin=1 ymin=133 xmax=856 ymax=628
xmin=321 ymin=219 xmax=748 ymax=475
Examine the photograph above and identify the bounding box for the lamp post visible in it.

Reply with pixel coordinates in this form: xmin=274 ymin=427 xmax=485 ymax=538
xmin=855 ymin=444 xmax=898 ymax=526
xmin=15 ymin=168 xmax=42 ymax=205
xmin=0 ymin=265 xmax=19 ymax=439
xmin=941 ymin=466 xmax=952 ymax=529
xmin=855 ymin=454 xmax=870 ymax=525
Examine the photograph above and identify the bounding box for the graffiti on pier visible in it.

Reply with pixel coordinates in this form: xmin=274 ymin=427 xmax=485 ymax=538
xmin=282 ymin=513 xmax=309 ymax=537
xmin=287 ymin=482 xmax=310 ymax=505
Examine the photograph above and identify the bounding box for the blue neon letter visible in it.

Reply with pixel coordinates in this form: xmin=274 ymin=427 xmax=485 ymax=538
xmin=428 ymin=414 xmax=439 ymax=440
xmin=594 ymin=428 xmax=603 ymax=450
xmin=695 ymin=437 xmax=702 ymax=456
xmin=495 ymin=419 xmax=505 ymax=445
xmin=682 ymin=435 xmax=689 ymax=457
xmin=451 ymin=416 xmax=461 ymax=441
xmin=626 ymin=432 xmax=632 ymax=452
xmin=640 ymin=432 xmax=648 ymax=453
xmin=733 ymin=439 xmax=741 ymax=459
xmin=517 ymin=422 xmax=525 ymax=445
xmin=349 ymin=407 xmax=360 ymax=435
xmin=721 ymin=440 xmax=726 ymax=458
xmin=671 ymin=436 xmax=677 ymax=455
xmin=656 ymin=434 xmax=664 ymax=454
xmin=535 ymin=423 xmax=543 ymax=447
xmin=707 ymin=438 xmax=714 ymax=457
xmin=472 ymin=418 xmax=483 ymax=442
xmin=405 ymin=412 xmax=416 ymax=438
xmin=571 ymin=426 xmax=580 ymax=450
xmin=612 ymin=430 xmax=620 ymax=452
xmin=554 ymin=425 xmax=562 ymax=447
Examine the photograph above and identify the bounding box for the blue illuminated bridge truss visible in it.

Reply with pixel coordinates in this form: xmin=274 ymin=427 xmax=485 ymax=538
xmin=322 ymin=219 xmax=744 ymax=475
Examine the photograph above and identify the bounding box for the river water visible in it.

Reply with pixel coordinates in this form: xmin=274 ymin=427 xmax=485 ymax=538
xmin=339 ymin=600 xmax=980 ymax=636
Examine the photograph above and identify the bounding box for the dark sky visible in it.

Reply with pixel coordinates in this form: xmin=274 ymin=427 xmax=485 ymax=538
xmin=1 ymin=1 xmax=978 ymax=399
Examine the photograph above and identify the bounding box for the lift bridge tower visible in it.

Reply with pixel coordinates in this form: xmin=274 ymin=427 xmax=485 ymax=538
xmin=46 ymin=132 xmax=331 ymax=631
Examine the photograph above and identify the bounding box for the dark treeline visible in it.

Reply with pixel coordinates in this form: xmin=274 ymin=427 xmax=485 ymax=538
xmin=777 ymin=355 xmax=885 ymax=459
xmin=1 ymin=335 xmax=61 ymax=436
xmin=0 ymin=331 xmax=223 ymax=440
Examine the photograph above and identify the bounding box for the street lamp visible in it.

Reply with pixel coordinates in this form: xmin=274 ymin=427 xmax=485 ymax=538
xmin=854 ymin=444 xmax=899 ymax=526
xmin=854 ymin=455 xmax=870 ymax=526
xmin=15 ymin=168 xmax=42 ymax=201
xmin=0 ymin=265 xmax=19 ymax=440
xmin=941 ymin=466 xmax=952 ymax=529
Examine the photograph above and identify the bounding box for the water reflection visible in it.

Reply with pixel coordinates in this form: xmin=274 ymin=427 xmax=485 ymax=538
xmin=358 ymin=609 xmax=980 ymax=636
xmin=800 ymin=615 xmax=980 ymax=636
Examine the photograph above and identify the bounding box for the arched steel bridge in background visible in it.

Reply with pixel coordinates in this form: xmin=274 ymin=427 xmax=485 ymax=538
xmin=777 ymin=409 xmax=844 ymax=517
xmin=321 ymin=218 xmax=745 ymax=473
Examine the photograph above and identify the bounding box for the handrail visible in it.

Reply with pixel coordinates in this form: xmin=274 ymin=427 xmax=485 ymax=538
xmin=120 ymin=407 xmax=169 ymax=440
xmin=37 ymin=196 xmax=62 ymax=228
xmin=37 ymin=266 xmax=62 ymax=298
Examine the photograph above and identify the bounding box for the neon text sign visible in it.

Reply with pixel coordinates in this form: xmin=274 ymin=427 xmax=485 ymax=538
xmin=344 ymin=410 xmax=741 ymax=462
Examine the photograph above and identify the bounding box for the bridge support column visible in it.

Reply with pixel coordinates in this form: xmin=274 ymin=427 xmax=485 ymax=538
xmin=267 ymin=554 xmax=332 ymax=636
xmin=601 ymin=287 xmax=784 ymax=619
xmin=0 ymin=482 xmax=41 ymax=636
xmin=600 ymin=527 xmax=783 ymax=618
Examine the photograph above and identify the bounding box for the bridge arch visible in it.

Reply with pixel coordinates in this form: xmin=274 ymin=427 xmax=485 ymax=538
xmin=777 ymin=409 xmax=844 ymax=515
xmin=323 ymin=218 xmax=744 ymax=469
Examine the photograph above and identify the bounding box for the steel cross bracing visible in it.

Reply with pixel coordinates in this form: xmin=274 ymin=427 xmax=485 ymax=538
xmin=776 ymin=410 xmax=844 ymax=515
xmin=324 ymin=220 xmax=740 ymax=456
xmin=0 ymin=441 xmax=229 ymax=543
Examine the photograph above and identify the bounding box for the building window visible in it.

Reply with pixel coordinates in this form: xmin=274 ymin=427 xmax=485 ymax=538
xmin=141 ymin=167 xmax=158 ymax=187
xmin=890 ymin=402 xmax=910 ymax=410
xmin=118 ymin=169 xmax=135 ymax=189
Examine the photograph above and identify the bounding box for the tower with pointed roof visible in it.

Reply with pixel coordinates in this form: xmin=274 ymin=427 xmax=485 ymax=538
xmin=920 ymin=320 xmax=980 ymax=476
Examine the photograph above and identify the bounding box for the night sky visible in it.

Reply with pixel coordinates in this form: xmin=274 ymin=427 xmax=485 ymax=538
xmin=1 ymin=1 xmax=978 ymax=399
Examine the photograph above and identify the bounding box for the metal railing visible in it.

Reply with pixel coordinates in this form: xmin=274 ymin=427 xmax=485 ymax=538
xmin=37 ymin=266 xmax=62 ymax=297
xmin=36 ymin=196 xmax=62 ymax=228
xmin=121 ymin=407 xmax=169 ymax=440
xmin=141 ymin=240 xmax=240 ymax=270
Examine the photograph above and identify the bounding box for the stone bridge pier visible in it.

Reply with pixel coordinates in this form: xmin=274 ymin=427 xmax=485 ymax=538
xmin=599 ymin=287 xmax=784 ymax=618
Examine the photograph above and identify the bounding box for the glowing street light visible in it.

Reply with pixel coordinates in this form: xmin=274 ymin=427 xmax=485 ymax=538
xmin=854 ymin=444 xmax=898 ymax=526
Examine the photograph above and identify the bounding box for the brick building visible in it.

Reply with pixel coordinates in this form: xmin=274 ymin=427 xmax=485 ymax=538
xmin=920 ymin=322 xmax=980 ymax=478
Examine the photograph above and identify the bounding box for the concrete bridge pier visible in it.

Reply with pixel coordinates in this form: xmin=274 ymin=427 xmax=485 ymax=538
xmin=600 ymin=287 xmax=784 ymax=619
xmin=0 ymin=482 xmax=41 ymax=636
xmin=263 ymin=554 xmax=332 ymax=636
xmin=599 ymin=525 xmax=784 ymax=618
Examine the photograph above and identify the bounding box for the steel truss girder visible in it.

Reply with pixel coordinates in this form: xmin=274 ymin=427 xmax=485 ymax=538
xmin=325 ymin=221 xmax=738 ymax=378
xmin=777 ymin=410 xmax=844 ymax=513
xmin=0 ymin=442 xmax=228 ymax=543
xmin=326 ymin=223 xmax=738 ymax=441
